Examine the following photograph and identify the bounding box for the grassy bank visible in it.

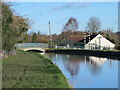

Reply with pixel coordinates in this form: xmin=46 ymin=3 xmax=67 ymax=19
xmin=2 ymin=51 xmax=70 ymax=88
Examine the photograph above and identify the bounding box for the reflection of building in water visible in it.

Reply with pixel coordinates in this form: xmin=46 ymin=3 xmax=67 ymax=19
xmin=88 ymin=56 xmax=107 ymax=75
xmin=89 ymin=56 xmax=107 ymax=66
xmin=62 ymin=55 xmax=85 ymax=76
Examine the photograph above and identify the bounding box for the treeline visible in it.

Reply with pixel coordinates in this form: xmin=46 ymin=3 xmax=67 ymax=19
xmin=19 ymin=17 xmax=120 ymax=49
xmin=20 ymin=30 xmax=120 ymax=49
xmin=17 ymin=32 xmax=49 ymax=43
xmin=1 ymin=2 xmax=29 ymax=57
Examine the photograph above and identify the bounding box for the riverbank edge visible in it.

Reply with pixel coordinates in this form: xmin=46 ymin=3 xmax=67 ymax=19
xmin=36 ymin=52 xmax=72 ymax=88
xmin=2 ymin=50 xmax=71 ymax=88
xmin=45 ymin=49 xmax=120 ymax=60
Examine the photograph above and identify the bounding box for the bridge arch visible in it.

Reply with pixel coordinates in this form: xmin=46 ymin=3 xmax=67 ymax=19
xmin=19 ymin=47 xmax=45 ymax=52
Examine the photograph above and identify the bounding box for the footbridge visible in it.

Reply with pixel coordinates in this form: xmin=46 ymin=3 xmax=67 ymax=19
xmin=15 ymin=43 xmax=48 ymax=52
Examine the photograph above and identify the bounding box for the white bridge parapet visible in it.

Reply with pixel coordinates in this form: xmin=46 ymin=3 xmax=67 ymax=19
xmin=19 ymin=47 xmax=45 ymax=52
xmin=15 ymin=43 xmax=48 ymax=52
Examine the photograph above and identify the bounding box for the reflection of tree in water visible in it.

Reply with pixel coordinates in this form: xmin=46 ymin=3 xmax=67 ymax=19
xmin=62 ymin=55 xmax=85 ymax=76
xmin=65 ymin=61 xmax=79 ymax=76
xmin=46 ymin=53 xmax=106 ymax=76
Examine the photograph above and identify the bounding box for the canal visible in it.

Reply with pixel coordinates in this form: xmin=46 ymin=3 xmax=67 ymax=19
xmin=43 ymin=53 xmax=118 ymax=88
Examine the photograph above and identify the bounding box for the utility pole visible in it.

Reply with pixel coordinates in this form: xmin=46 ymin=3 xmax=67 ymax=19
xmin=48 ymin=21 xmax=52 ymax=48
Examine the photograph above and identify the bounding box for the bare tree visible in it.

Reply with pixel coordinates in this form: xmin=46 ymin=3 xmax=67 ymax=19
xmin=86 ymin=17 xmax=101 ymax=33
xmin=63 ymin=17 xmax=79 ymax=34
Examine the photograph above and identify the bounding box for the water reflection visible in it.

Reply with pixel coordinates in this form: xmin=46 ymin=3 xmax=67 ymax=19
xmin=60 ymin=55 xmax=107 ymax=76
xmin=62 ymin=55 xmax=84 ymax=76
xmin=88 ymin=57 xmax=106 ymax=75
xmin=44 ymin=53 xmax=118 ymax=88
xmin=89 ymin=56 xmax=107 ymax=66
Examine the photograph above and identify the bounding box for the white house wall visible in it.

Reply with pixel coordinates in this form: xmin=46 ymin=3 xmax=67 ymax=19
xmin=85 ymin=34 xmax=115 ymax=50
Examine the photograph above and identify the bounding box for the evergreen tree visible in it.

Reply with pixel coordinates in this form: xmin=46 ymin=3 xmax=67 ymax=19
xmin=32 ymin=33 xmax=38 ymax=43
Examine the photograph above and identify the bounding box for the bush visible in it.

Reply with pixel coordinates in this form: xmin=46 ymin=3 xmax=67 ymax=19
xmin=115 ymin=45 xmax=120 ymax=50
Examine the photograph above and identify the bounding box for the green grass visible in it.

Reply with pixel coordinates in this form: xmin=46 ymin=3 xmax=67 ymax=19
xmin=2 ymin=50 xmax=70 ymax=88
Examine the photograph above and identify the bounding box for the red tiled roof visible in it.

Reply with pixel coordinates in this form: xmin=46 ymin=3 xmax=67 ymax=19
xmin=69 ymin=35 xmax=84 ymax=42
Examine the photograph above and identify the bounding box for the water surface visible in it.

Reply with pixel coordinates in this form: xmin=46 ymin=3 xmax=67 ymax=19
xmin=44 ymin=53 xmax=118 ymax=88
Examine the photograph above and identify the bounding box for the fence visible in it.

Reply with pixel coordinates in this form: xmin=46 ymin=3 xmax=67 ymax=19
xmin=15 ymin=43 xmax=48 ymax=48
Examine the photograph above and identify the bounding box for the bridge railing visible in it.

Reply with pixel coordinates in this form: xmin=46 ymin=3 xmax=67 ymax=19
xmin=15 ymin=43 xmax=48 ymax=49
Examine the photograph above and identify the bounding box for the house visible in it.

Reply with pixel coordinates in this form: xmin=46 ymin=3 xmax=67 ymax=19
xmin=69 ymin=35 xmax=85 ymax=48
xmin=75 ymin=34 xmax=115 ymax=50
xmin=69 ymin=35 xmax=85 ymax=42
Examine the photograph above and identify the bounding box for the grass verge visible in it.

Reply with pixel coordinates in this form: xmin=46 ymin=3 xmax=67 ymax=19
xmin=2 ymin=50 xmax=70 ymax=88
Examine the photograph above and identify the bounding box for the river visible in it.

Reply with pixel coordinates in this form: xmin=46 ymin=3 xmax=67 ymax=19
xmin=43 ymin=53 xmax=118 ymax=88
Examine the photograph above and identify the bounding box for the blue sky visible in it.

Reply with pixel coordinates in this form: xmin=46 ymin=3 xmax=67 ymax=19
xmin=11 ymin=2 xmax=118 ymax=35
